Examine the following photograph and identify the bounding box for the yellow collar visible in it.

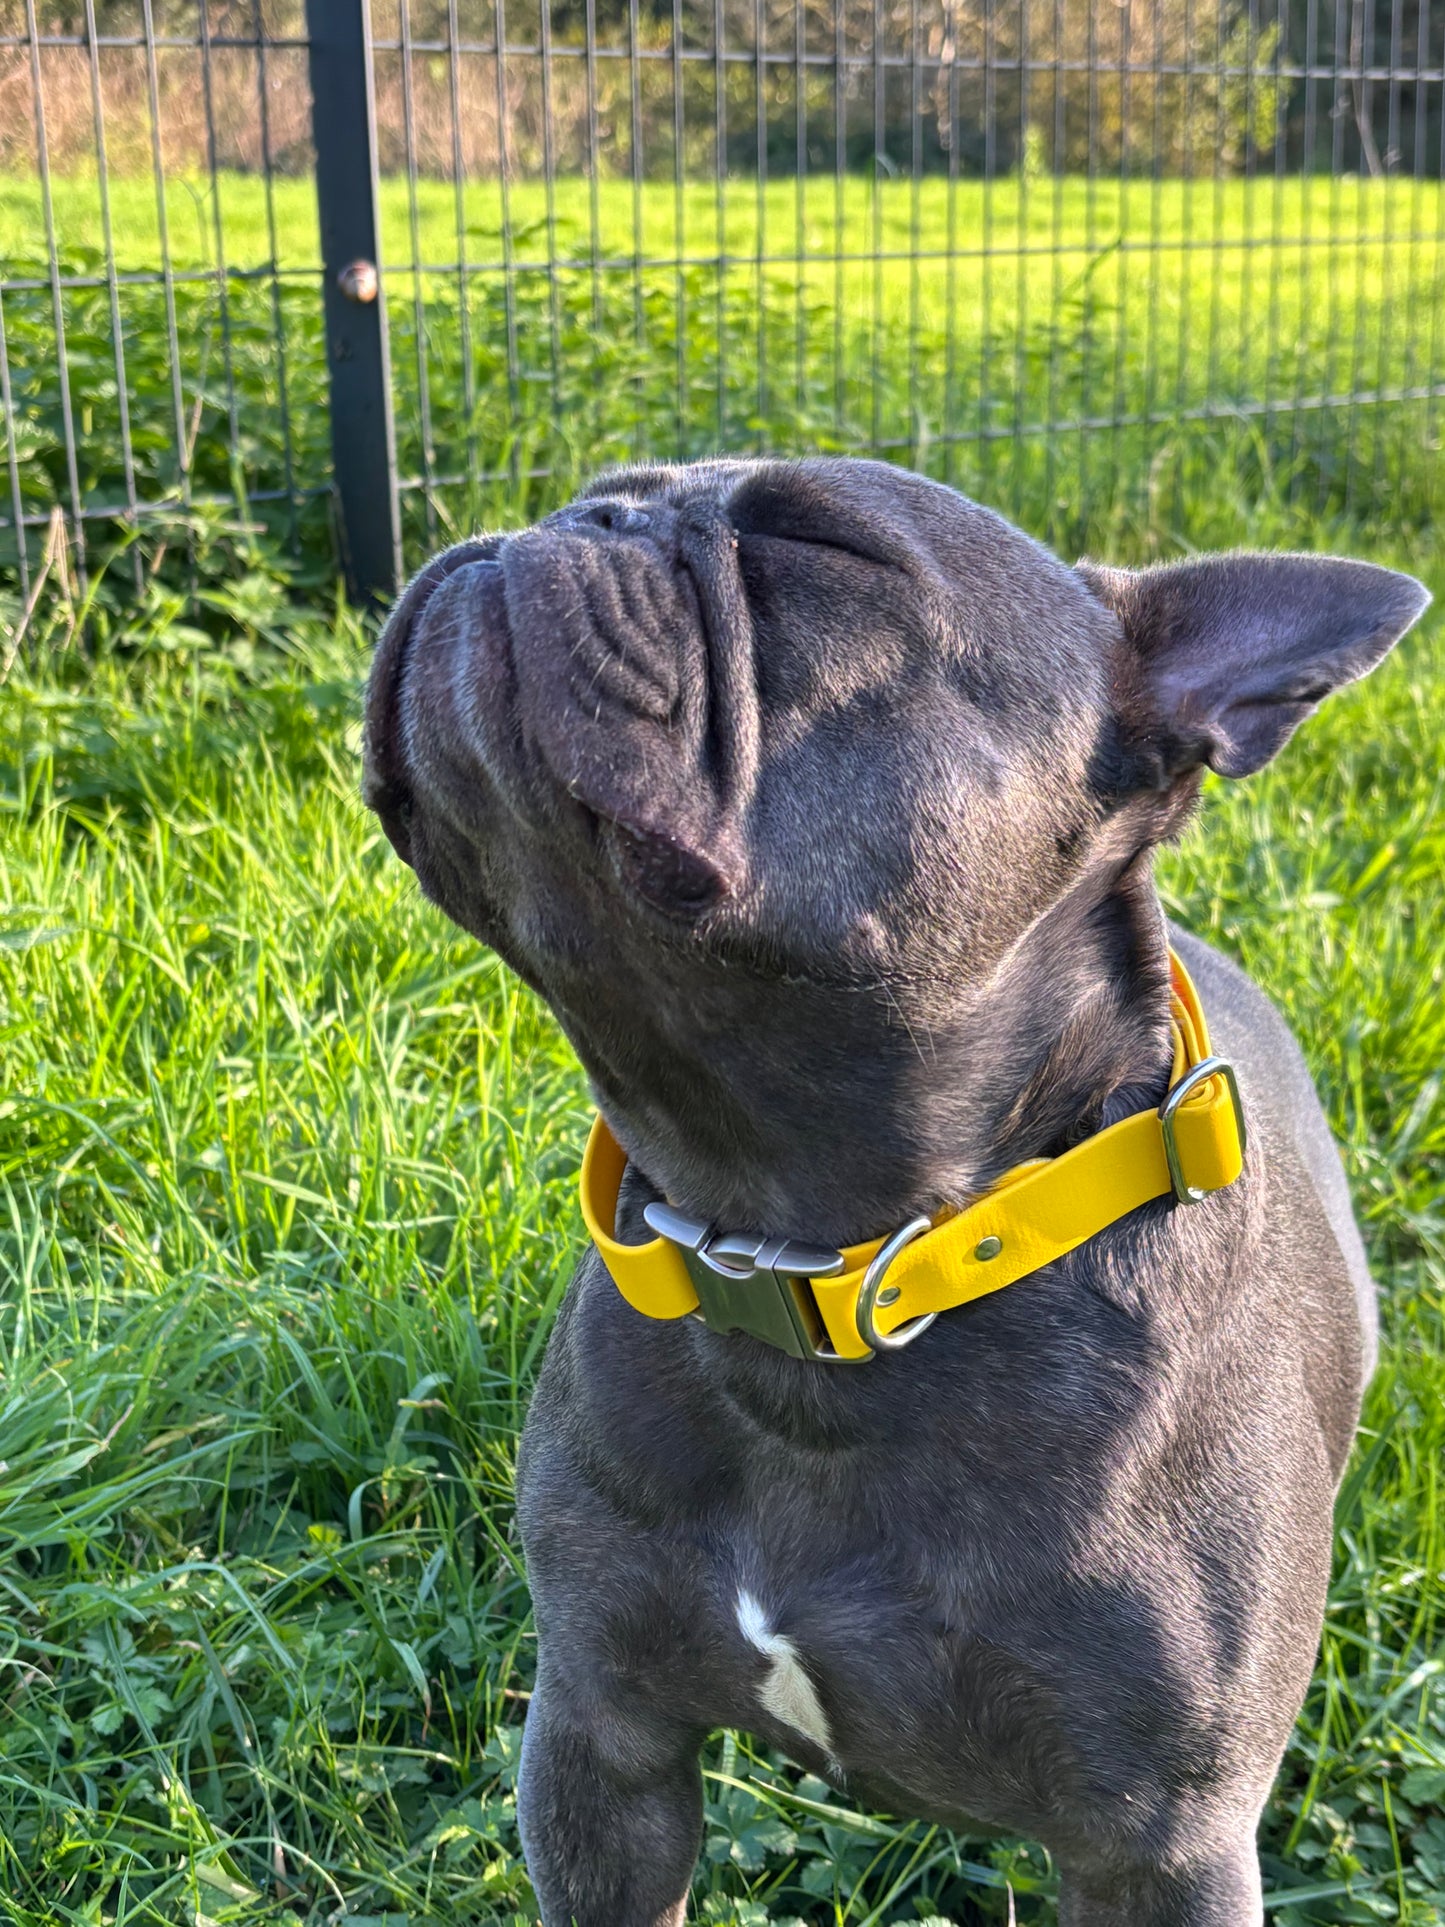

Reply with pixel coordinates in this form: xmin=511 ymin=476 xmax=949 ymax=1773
xmin=580 ymin=949 xmax=1246 ymax=1363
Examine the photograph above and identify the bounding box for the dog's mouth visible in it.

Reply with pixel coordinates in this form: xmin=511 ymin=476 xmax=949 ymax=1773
xmin=361 ymin=463 xmax=928 ymax=942
xmin=363 ymin=494 xmax=764 ymax=917
xmin=362 ymin=536 xmax=505 ymax=868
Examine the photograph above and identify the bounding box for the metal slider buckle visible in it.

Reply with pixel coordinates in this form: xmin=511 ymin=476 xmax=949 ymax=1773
xmin=641 ymin=1202 xmax=866 ymax=1364
xmin=1158 ymin=1055 xmax=1247 ymax=1203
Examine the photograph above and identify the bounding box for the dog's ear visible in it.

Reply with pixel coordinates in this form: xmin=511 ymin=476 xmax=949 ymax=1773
xmin=1079 ymin=553 xmax=1429 ymax=781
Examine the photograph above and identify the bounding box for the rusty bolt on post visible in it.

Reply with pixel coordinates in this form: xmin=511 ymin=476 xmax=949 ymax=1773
xmin=337 ymin=258 xmax=379 ymax=303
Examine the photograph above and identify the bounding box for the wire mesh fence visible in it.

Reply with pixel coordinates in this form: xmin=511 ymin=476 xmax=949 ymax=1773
xmin=1 ymin=0 xmax=1442 ymax=611
xmin=0 ymin=0 xmax=328 ymax=606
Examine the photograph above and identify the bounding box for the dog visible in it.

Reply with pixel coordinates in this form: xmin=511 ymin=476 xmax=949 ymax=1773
xmin=361 ymin=457 xmax=1426 ymax=1926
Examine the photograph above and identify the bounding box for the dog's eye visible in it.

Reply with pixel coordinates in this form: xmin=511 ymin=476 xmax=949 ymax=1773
xmin=738 ymin=526 xmax=901 ymax=574
xmin=609 ymin=823 xmax=732 ymax=921
xmin=729 ymin=479 xmax=903 ymax=572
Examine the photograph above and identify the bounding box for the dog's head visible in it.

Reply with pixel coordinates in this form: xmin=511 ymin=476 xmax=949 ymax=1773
xmin=363 ymin=458 xmax=1425 ymax=1237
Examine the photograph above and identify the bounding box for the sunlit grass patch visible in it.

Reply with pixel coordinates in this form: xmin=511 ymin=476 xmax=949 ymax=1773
xmin=3 ymin=170 xmax=1443 ymax=610
xmin=0 ymin=499 xmax=1442 ymax=1921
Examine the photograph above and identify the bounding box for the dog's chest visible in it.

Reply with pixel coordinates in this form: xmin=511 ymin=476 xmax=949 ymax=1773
xmin=702 ymin=1546 xmax=1080 ymax=1831
xmin=687 ymin=1489 xmax=1079 ymax=1813
xmin=548 ymin=1274 xmax=1235 ymax=1819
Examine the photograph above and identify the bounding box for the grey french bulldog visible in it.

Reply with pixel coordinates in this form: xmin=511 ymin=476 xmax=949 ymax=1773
xmin=361 ymin=457 xmax=1427 ymax=1927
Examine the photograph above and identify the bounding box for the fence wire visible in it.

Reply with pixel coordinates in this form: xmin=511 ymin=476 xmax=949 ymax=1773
xmin=1 ymin=0 xmax=1442 ymax=606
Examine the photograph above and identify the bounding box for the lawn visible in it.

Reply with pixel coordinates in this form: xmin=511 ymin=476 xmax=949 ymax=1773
xmin=1 ymin=460 xmax=1443 ymax=1924
xmin=1 ymin=147 xmax=1444 ymax=1927
xmin=2 ymin=171 xmax=1444 ymax=589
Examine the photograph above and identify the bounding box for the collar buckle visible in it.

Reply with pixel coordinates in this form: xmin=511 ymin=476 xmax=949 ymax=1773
xmin=1158 ymin=1054 xmax=1247 ymax=1203
xmin=641 ymin=1202 xmax=861 ymax=1363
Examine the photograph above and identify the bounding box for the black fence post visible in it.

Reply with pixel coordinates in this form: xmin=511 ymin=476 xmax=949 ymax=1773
xmin=305 ymin=0 xmax=402 ymax=603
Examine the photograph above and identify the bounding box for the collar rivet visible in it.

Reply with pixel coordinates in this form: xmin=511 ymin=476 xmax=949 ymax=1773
xmin=974 ymin=1236 xmax=1004 ymax=1262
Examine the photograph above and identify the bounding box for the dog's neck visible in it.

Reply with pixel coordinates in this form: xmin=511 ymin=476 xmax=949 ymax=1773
xmin=571 ymin=860 xmax=1181 ymax=1447
xmin=583 ymin=857 xmax=1176 ymax=1258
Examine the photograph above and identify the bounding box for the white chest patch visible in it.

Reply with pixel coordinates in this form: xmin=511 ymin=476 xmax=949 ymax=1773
xmin=735 ymin=1590 xmax=833 ymax=1755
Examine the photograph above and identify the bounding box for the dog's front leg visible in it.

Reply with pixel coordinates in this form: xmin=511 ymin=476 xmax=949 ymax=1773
xmin=1058 ymin=1829 xmax=1264 ymax=1927
xmin=517 ymin=1659 xmax=705 ymax=1927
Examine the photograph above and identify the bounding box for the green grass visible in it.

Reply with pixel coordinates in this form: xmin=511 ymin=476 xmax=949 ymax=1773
xmin=7 ymin=169 xmax=1440 ymax=288
xmin=1 ymin=476 xmax=1443 ymax=1924
xmin=3 ymin=140 xmax=1445 ymax=1927
xmin=3 ymin=169 xmax=1444 ymax=610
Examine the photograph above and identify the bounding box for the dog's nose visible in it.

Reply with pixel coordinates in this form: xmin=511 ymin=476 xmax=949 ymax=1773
xmin=562 ymin=498 xmax=652 ymax=536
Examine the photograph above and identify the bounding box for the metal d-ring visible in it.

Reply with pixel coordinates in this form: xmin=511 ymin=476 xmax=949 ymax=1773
xmin=1158 ymin=1054 xmax=1246 ymax=1203
xmin=855 ymin=1215 xmax=937 ymax=1354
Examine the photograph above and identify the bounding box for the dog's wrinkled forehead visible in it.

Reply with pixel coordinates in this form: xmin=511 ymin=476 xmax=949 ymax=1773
xmin=555 ymin=455 xmax=1112 ymax=775
xmin=577 ymin=455 xmax=1103 ymax=673
xmin=362 ymin=456 xmax=1121 ymax=972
